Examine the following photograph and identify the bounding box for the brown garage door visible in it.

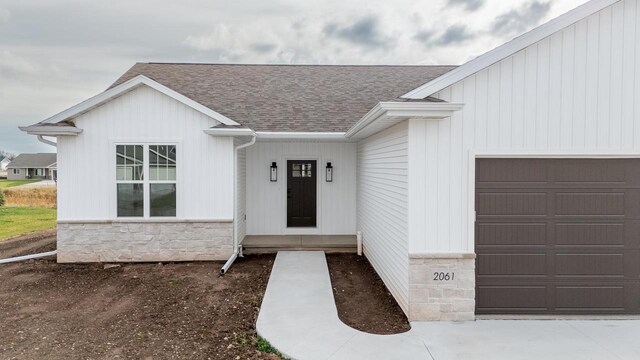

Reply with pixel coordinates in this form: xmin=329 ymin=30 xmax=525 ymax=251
xmin=475 ymin=158 xmax=640 ymax=315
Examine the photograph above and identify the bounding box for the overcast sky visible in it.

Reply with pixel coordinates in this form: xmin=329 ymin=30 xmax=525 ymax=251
xmin=0 ymin=0 xmax=588 ymax=154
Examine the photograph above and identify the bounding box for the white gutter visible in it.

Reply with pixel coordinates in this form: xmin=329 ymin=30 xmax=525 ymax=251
xmin=37 ymin=135 xmax=58 ymax=147
xmin=19 ymin=125 xmax=82 ymax=136
xmin=256 ymin=132 xmax=348 ymax=140
xmin=203 ymin=128 xmax=256 ymax=136
xmin=0 ymin=251 xmax=57 ymax=264
xmin=221 ymin=133 xmax=257 ymax=275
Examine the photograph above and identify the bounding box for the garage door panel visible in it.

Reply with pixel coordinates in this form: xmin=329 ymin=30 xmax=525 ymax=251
xmin=476 ymin=158 xmax=548 ymax=183
xmin=477 ymin=193 xmax=547 ymax=216
xmin=554 ymin=160 xmax=626 ymax=183
xmin=555 ymin=223 xmax=624 ymax=246
xmin=476 ymin=286 xmax=547 ymax=310
xmin=476 ymin=158 xmax=640 ymax=315
xmin=556 ymin=192 xmax=625 ymax=216
xmin=477 ymin=223 xmax=547 ymax=246
xmin=477 ymin=254 xmax=546 ymax=276
xmin=554 ymin=254 xmax=625 ymax=277
xmin=555 ymin=286 xmax=625 ymax=311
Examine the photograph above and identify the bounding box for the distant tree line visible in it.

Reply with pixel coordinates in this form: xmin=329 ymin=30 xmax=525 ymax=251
xmin=0 ymin=150 xmax=16 ymax=160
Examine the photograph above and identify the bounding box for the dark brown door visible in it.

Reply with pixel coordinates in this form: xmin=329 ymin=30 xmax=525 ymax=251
xmin=475 ymin=158 xmax=640 ymax=315
xmin=287 ymin=160 xmax=317 ymax=227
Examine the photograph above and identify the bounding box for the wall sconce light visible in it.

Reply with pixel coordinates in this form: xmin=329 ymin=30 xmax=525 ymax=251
xmin=326 ymin=162 xmax=333 ymax=182
xmin=270 ymin=162 xmax=278 ymax=182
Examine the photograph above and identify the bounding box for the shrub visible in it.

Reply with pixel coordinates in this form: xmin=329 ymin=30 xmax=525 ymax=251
xmin=0 ymin=190 xmax=4 ymax=207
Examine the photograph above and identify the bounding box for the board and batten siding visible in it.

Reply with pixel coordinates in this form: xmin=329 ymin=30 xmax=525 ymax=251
xmin=57 ymin=85 xmax=235 ymax=221
xmin=409 ymin=0 xmax=640 ymax=254
xmin=246 ymin=141 xmax=356 ymax=235
xmin=357 ymin=121 xmax=409 ymax=313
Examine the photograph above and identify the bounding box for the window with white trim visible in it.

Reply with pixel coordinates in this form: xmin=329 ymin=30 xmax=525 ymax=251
xmin=35 ymin=168 xmax=44 ymax=176
xmin=12 ymin=168 xmax=20 ymax=175
xmin=116 ymin=144 xmax=177 ymax=218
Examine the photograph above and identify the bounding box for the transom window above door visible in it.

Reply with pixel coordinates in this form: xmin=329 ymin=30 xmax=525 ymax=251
xmin=291 ymin=163 xmax=313 ymax=178
xmin=115 ymin=144 xmax=177 ymax=218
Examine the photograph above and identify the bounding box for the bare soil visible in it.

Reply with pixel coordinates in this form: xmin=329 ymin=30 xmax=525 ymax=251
xmin=1 ymin=236 xmax=409 ymax=359
xmin=326 ymin=253 xmax=411 ymax=335
xmin=0 ymin=246 xmax=278 ymax=359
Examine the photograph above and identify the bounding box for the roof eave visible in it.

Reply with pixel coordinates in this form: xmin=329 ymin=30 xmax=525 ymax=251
xmin=402 ymin=0 xmax=619 ymax=99
xmin=256 ymin=132 xmax=348 ymax=141
xmin=203 ymin=128 xmax=257 ymax=137
xmin=18 ymin=125 xmax=83 ymax=136
xmin=345 ymin=102 xmax=464 ymax=139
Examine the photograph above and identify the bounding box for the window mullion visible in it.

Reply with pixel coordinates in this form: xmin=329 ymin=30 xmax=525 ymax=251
xmin=144 ymin=144 xmax=150 ymax=218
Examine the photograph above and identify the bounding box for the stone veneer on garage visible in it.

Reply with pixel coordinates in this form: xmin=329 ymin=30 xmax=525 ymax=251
xmin=57 ymin=221 xmax=233 ymax=263
xmin=408 ymin=253 xmax=476 ymax=321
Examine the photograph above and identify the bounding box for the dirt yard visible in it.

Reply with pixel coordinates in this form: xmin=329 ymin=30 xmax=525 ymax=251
xmin=326 ymin=253 xmax=411 ymax=334
xmin=0 ymin=238 xmax=278 ymax=360
xmin=1 ymin=237 xmax=410 ymax=359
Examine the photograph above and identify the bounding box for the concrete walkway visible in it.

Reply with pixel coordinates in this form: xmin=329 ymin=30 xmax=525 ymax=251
xmin=256 ymin=251 xmax=640 ymax=360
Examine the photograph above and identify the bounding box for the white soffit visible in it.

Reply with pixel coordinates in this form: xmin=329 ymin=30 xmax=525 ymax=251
xmin=345 ymin=102 xmax=464 ymax=139
xmin=402 ymin=0 xmax=620 ymax=99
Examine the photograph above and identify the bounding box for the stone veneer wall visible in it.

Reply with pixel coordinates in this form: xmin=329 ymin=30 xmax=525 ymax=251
xmin=57 ymin=221 xmax=233 ymax=263
xmin=408 ymin=254 xmax=476 ymax=321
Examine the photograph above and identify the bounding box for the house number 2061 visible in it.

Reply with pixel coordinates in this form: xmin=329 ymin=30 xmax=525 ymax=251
xmin=433 ymin=272 xmax=455 ymax=281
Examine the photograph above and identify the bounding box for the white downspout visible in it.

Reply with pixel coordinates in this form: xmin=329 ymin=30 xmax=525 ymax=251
xmin=221 ymin=133 xmax=256 ymax=274
xmin=37 ymin=135 xmax=57 ymax=147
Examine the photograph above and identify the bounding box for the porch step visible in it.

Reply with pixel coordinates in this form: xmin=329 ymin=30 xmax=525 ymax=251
xmin=243 ymin=246 xmax=356 ymax=255
xmin=241 ymin=235 xmax=357 ymax=254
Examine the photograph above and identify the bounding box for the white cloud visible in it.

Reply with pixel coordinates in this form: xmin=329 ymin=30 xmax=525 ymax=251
xmin=0 ymin=0 xmax=590 ymax=153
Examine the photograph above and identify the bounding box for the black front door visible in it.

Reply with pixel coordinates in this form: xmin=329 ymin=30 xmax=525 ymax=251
xmin=287 ymin=160 xmax=317 ymax=227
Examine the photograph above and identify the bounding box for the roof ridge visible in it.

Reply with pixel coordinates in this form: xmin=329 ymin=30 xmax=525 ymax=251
xmin=141 ymin=62 xmax=458 ymax=68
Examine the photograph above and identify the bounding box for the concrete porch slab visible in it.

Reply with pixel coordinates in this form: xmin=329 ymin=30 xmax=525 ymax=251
xmin=242 ymin=236 xmax=356 ymax=254
xmin=256 ymin=251 xmax=640 ymax=360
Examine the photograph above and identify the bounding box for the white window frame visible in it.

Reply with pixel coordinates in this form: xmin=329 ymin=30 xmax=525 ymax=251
xmin=35 ymin=168 xmax=44 ymax=176
xmin=12 ymin=168 xmax=20 ymax=175
xmin=114 ymin=142 xmax=179 ymax=219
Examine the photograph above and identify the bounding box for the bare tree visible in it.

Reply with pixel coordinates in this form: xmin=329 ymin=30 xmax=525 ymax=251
xmin=0 ymin=150 xmax=16 ymax=160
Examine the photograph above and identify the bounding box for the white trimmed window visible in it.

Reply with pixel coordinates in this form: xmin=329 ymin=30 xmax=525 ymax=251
xmin=35 ymin=168 xmax=44 ymax=176
xmin=12 ymin=169 xmax=20 ymax=175
xmin=116 ymin=144 xmax=177 ymax=218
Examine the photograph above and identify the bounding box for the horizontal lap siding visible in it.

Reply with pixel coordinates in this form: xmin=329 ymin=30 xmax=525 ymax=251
xmin=246 ymin=141 xmax=356 ymax=235
xmin=357 ymin=121 xmax=409 ymax=314
xmin=412 ymin=0 xmax=640 ymax=254
xmin=57 ymin=85 xmax=234 ymax=221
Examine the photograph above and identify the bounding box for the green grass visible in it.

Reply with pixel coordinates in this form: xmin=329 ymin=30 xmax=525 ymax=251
xmin=0 ymin=207 xmax=57 ymax=241
xmin=0 ymin=180 xmax=41 ymax=189
xmin=255 ymin=336 xmax=288 ymax=359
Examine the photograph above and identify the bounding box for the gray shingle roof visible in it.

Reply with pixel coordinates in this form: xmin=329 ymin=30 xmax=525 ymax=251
xmin=111 ymin=63 xmax=457 ymax=132
xmin=7 ymin=153 xmax=56 ymax=168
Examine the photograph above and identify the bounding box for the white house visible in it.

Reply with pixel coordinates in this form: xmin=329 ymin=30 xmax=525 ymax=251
xmin=21 ymin=0 xmax=640 ymax=321
xmin=0 ymin=156 xmax=11 ymax=178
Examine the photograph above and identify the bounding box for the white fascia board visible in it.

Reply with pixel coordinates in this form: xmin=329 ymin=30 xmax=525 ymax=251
xmin=256 ymin=132 xmax=348 ymax=140
xmin=18 ymin=125 xmax=83 ymax=136
xmin=39 ymin=75 xmax=239 ymax=126
xmin=203 ymin=128 xmax=257 ymax=136
xmin=345 ymin=102 xmax=464 ymax=138
xmin=402 ymin=0 xmax=620 ymax=99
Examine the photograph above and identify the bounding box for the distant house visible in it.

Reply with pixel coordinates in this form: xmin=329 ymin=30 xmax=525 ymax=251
xmin=0 ymin=156 xmax=11 ymax=178
xmin=7 ymin=153 xmax=57 ymax=181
